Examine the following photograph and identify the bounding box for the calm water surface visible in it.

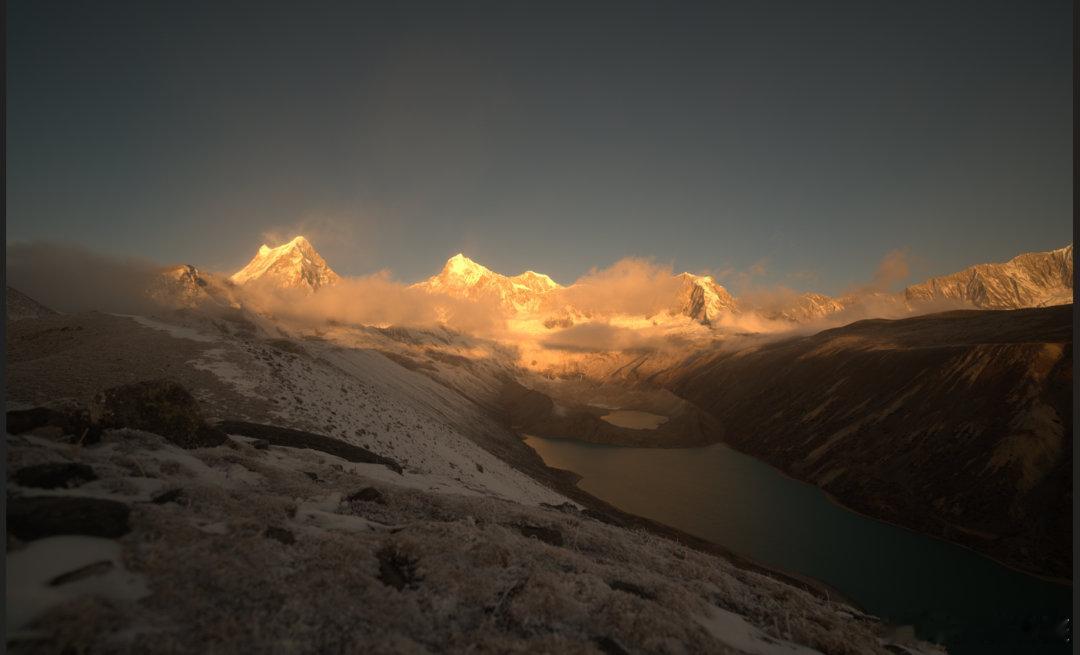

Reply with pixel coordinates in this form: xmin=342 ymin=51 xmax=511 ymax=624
xmin=525 ymin=436 xmax=1072 ymax=655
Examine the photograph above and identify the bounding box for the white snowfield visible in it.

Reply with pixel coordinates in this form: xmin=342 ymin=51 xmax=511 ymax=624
xmin=6 ymin=536 xmax=149 ymax=639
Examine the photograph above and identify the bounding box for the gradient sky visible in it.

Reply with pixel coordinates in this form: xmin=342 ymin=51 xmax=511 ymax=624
xmin=8 ymin=1 xmax=1072 ymax=294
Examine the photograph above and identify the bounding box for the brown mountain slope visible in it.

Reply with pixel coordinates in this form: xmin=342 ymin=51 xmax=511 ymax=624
xmin=6 ymin=286 xmax=58 ymax=321
xmin=654 ymin=305 xmax=1073 ymax=579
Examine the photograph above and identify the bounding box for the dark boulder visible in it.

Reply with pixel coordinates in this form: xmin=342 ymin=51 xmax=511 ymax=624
xmin=346 ymin=487 xmax=385 ymax=504
xmin=151 ymin=488 xmax=184 ymax=505
xmin=217 ymin=420 xmax=403 ymax=474
xmin=376 ymin=546 xmax=422 ymax=591
xmin=12 ymin=463 xmax=97 ymax=489
xmin=8 ymin=496 xmax=131 ymax=540
xmin=513 ymin=524 xmax=564 ymax=547
xmin=6 ymin=407 xmax=72 ymax=434
xmin=594 ymin=636 xmax=630 ymax=655
xmin=91 ymin=379 xmax=226 ymax=448
xmin=5 ymin=407 xmax=102 ymax=444
xmin=264 ymin=526 xmax=296 ymax=545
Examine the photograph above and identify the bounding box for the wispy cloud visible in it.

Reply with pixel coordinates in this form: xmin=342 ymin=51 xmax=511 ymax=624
xmin=856 ymin=247 xmax=911 ymax=294
xmin=552 ymin=258 xmax=684 ymax=317
xmin=714 ymin=257 xmax=771 ymax=293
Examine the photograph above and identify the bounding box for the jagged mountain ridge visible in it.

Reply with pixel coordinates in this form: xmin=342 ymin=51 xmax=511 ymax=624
xmin=147 ymin=265 xmax=211 ymax=308
xmin=783 ymin=245 xmax=1074 ymax=322
xmin=408 ymin=245 xmax=1072 ymax=325
xmin=161 ymin=237 xmax=1072 ymax=328
xmin=146 ymin=264 xmax=245 ymax=311
xmin=411 ymin=253 xmax=561 ymax=314
xmin=410 ymin=253 xmax=739 ymax=324
xmin=674 ymin=273 xmax=738 ymax=325
xmin=230 ymin=236 xmax=341 ymax=291
xmin=761 ymin=292 xmax=848 ymax=323
xmin=740 ymin=246 xmax=1073 ymax=324
xmin=904 ymin=244 xmax=1073 ymax=309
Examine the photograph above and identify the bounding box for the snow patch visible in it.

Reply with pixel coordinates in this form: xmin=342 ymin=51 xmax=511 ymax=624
xmin=694 ymin=606 xmax=823 ymax=655
xmin=7 ymin=537 xmax=149 ymax=634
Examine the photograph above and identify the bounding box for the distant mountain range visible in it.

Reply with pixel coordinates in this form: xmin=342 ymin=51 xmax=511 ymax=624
xmin=223 ymin=238 xmax=1073 ymax=327
xmin=904 ymin=245 xmax=1073 ymax=309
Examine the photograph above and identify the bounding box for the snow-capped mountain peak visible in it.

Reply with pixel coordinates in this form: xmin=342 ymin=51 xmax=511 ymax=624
xmin=231 ymin=235 xmax=340 ymax=291
xmin=412 ymin=254 xmax=563 ymax=314
xmin=438 ymin=253 xmax=495 ymax=288
xmin=510 ymin=270 xmax=559 ymax=293
xmin=674 ymin=273 xmax=738 ymax=325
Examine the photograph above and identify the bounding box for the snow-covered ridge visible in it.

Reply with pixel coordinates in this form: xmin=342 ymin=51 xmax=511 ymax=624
xmin=416 ymin=253 xmax=560 ymax=296
xmin=758 ymin=245 xmax=1074 ymax=322
xmin=211 ymin=239 xmax=1072 ymax=329
xmin=230 ymin=236 xmax=341 ymax=291
xmin=675 ymin=273 xmax=738 ymax=325
xmin=904 ymin=244 xmax=1073 ymax=310
xmin=411 ymin=253 xmax=564 ymax=314
xmin=411 ymin=253 xmax=734 ymax=324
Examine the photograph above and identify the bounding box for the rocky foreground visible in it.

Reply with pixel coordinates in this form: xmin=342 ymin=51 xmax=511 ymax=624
xmin=5 ymin=383 xmax=941 ymax=655
xmin=5 ymin=304 xmax=943 ymax=654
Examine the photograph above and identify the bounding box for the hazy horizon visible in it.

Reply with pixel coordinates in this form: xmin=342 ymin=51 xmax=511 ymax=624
xmin=5 ymin=235 xmax=1071 ymax=299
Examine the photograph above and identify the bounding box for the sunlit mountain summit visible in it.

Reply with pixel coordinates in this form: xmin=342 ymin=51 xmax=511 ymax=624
xmin=231 ymin=236 xmax=341 ymax=291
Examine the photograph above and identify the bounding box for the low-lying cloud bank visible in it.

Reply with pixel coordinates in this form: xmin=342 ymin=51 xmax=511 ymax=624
xmin=241 ymin=273 xmax=506 ymax=335
xmin=551 ymin=258 xmax=686 ymax=318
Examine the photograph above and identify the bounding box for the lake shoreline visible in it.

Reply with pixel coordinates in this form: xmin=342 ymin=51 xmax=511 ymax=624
xmin=534 ymin=428 xmax=1072 ymax=588
xmin=517 ymin=432 xmax=865 ymax=612
xmin=712 ymin=437 xmax=1075 ymax=589
xmin=521 ymin=433 xmax=1073 ymax=654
